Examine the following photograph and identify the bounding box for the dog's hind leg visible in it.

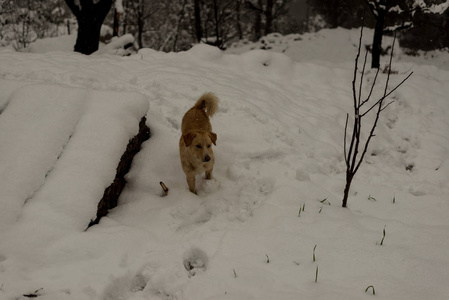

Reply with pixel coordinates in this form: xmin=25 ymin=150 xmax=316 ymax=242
xmin=187 ymin=175 xmax=196 ymax=194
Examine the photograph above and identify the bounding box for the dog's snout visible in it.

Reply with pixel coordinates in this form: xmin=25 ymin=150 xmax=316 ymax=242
xmin=203 ymin=154 xmax=211 ymax=162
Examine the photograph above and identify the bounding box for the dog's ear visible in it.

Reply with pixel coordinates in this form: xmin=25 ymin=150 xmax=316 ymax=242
xmin=209 ymin=132 xmax=217 ymax=146
xmin=183 ymin=132 xmax=196 ymax=147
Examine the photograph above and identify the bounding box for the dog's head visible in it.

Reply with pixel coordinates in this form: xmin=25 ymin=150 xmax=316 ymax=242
xmin=182 ymin=131 xmax=217 ymax=163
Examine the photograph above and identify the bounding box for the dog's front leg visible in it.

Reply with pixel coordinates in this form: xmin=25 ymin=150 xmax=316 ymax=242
xmin=187 ymin=175 xmax=196 ymax=194
xmin=205 ymin=167 xmax=213 ymax=180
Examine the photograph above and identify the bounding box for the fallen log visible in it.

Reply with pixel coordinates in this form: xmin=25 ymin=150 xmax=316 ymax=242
xmin=87 ymin=116 xmax=150 ymax=229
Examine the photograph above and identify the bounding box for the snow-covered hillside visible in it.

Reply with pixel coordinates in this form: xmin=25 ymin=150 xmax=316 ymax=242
xmin=0 ymin=28 xmax=448 ymax=300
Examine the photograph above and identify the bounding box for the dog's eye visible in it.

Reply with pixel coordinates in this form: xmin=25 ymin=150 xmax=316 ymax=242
xmin=207 ymin=145 xmax=211 ymax=148
xmin=196 ymin=145 xmax=202 ymax=149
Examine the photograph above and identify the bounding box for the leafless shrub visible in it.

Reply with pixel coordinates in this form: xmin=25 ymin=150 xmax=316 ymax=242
xmin=342 ymin=24 xmax=413 ymax=207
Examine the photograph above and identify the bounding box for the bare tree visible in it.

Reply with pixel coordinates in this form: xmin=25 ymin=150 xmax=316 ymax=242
xmin=172 ymin=0 xmax=188 ymax=51
xmin=197 ymin=0 xmax=238 ymax=49
xmin=125 ymin=0 xmax=160 ymax=49
xmin=1 ymin=0 xmax=63 ymax=50
xmin=245 ymin=0 xmax=289 ymax=40
xmin=156 ymin=0 xmax=189 ymax=51
xmin=342 ymin=24 xmax=412 ymax=208
xmin=246 ymin=0 xmax=269 ymax=37
xmin=11 ymin=2 xmax=36 ymax=50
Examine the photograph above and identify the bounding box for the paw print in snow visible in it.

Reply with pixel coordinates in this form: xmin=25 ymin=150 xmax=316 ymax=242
xmin=183 ymin=247 xmax=208 ymax=277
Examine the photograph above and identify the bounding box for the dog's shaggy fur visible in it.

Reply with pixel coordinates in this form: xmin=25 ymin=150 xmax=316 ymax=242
xmin=179 ymin=92 xmax=219 ymax=194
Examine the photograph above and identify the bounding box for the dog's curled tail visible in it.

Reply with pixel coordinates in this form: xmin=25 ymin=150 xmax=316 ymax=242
xmin=194 ymin=92 xmax=219 ymax=117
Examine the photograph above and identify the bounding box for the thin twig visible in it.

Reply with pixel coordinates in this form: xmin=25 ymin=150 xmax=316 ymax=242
xmin=382 ymin=71 xmax=414 ymax=99
xmin=354 ymin=104 xmax=380 ymax=174
xmin=360 ymin=96 xmax=385 ymax=117
xmin=380 ymin=100 xmax=395 ymax=112
xmin=352 ymin=25 xmax=364 ymax=109
xmin=360 ymin=72 xmax=413 ymax=117
xmin=358 ymin=49 xmax=369 ymax=107
xmin=349 ymin=110 xmax=363 ymax=175
xmin=344 ymin=113 xmax=349 ymax=165
xmin=383 ymin=33 xmax=397 ymax=97
xmin=360 ymin=67 xmax=380 ymax=107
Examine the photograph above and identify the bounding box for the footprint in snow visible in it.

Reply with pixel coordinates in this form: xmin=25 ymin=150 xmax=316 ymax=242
xmin=183 ymin=247 xmax=208 ymax=277
xmin=0 ymin=254 xmax=5 ymax=272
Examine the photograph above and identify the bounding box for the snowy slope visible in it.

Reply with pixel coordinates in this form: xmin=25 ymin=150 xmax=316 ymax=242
xmin=0 ymin=29 xmax=448 ymax=300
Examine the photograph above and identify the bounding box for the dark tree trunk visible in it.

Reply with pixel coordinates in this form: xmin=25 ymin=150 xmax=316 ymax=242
xmin=123 ymin=0 xmax=128 ymax=34
xmin=305 ymin=1 xmax=310 ymax=32
xmin=265 ymin=0 xmax=273 ymax=35
xmin=137 ymin=16 xmax=144 ymax=49
xmin=213 ymin=0 xmax=221 ymax=47
xmin=371 ymin=8 xmax=386 ymax=69
xmin=64 ymin=0 xmax=113 ymax=55
xmin=236 ymin=0 xmax=243 ymax=40
xmin=113 ymin=9 xmax=119 ymax=37
xmin=194 ymin=0 xmax=202 ymax=43
xmin=254 ymin=12 xmax=262 ymax=40
xmin=74 ymin=13 xmax=105 ymax=54
xmin=173 ymin=0 xmax=187 ymax=51
xmin=254 ymin=0 xmax=263 ymax=41
xmin=246 ymin=0 xmax=263 ymax=41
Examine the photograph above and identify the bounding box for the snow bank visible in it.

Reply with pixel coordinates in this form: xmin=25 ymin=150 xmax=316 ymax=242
xmin=0 ymin=83 xmax=148 ymax=230
xmin=0 ymin=84 xmax=86 ymax=229
xmin=28 ymin=34 xmax=77 ymax=53
xmin=227 ymin=28 xmax=449 ymax=70
xmin=0 ymin=82 xmax=149 ymax=297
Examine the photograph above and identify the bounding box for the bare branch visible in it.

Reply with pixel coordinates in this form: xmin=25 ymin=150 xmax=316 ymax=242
xmin=344 ymin=113 xmax=349 ymax=166
xmin=360 ymin=96 xmax=384 ymax=117
xmin=350 ymin=116 xmax=362 ymax=174
xmin=352 ymin=25 xmax=364 ymax=109
xmin=360 ymin=71 xmax=413 ymax=117
xmin=354 ymin=107 xmax=379 ymax=174
xmin=382 ymin=71 xmax=414 ymax=99
xmin=360 ymin=67 xmax=380 ymax=107
xmin=383 ymin=33 xmax=397 ymax=97
xmin=380 ymin=100 xmax=395 ymax=112
xmin=357 ymin=49 xmax=369 ymax=107
xmin=245 ymin=0 xmax=264 ymax=13
xmin=346 ymin=118 xmax=358 ymax=172
xmin=142 ymin=6 xmax=160 ymax=20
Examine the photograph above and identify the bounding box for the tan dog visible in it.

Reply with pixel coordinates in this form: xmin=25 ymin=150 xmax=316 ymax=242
xmin=179 ymin=92 xmax=219 ymax=194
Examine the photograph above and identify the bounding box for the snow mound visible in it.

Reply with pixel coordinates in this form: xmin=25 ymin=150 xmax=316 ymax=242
xmin=0 ymin=82 xmax=149 ymax=297
xmin=187 ymin=44 xmax=224 ymax=61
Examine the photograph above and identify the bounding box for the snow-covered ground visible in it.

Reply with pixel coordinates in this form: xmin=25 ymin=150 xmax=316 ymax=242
xmin=0 ymin=28 xmax=448 ymax=300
